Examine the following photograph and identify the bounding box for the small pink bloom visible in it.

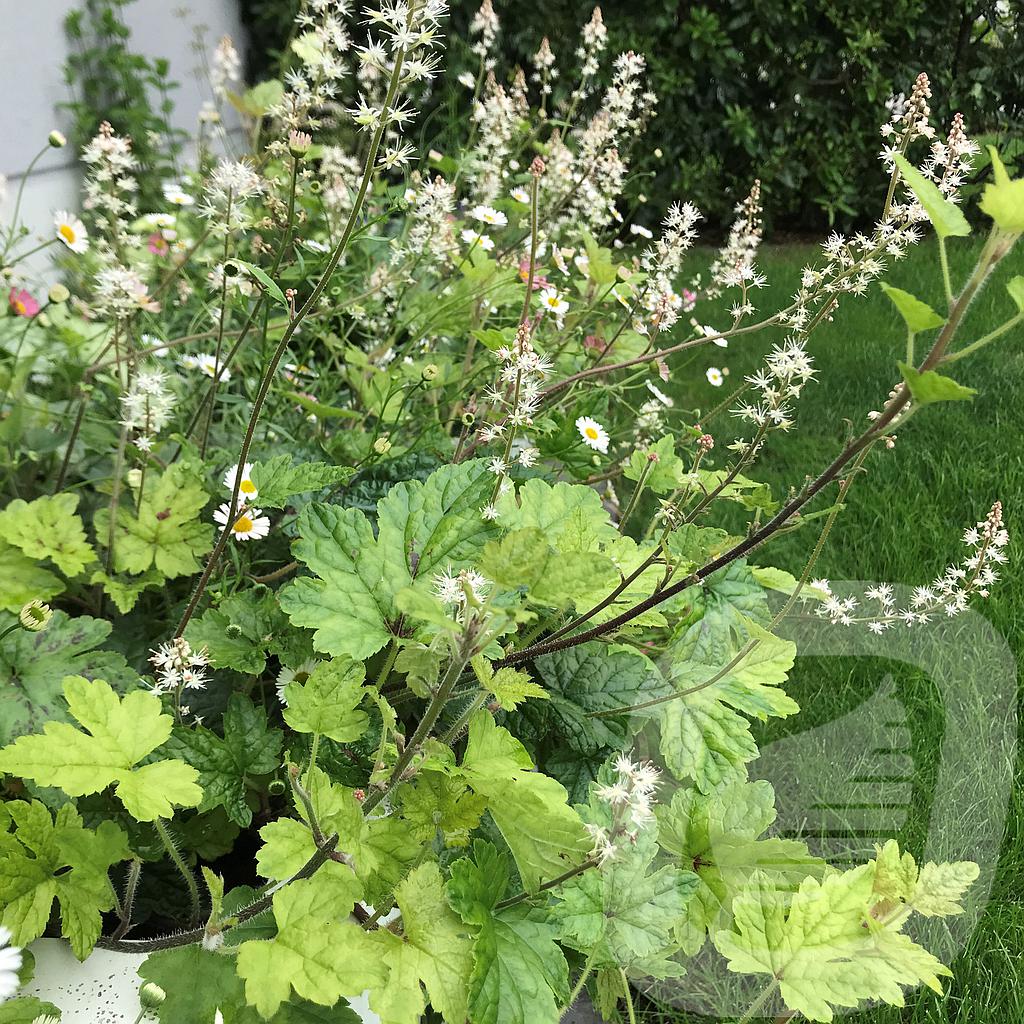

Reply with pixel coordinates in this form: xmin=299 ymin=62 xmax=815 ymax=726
xmin=583 ymin=334 xmax=605 ymax=353
xmin=147 ymin=232 xmax=170 ymax=256
xmin=681 ymin=288 xmax=697 ymax=312
xmin=8 ymin=288 xmax=39 ymax=318
xmin=518 ymin=259 xmax=550 ymax=291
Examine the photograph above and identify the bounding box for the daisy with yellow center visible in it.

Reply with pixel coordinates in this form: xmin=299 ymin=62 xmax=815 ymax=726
xmin=163 ymin=183 xmax=194 ymax=206
xmin=470 ymin=204 xmax=507 ymax=227
xmin=223 ymin=461 xmax=258 ymax=500
xmin=276 ymin=657 xmax=321 ymax=704
xmin=213 ymin=502 xmax=270 ymax=541
xmin=706 ymin=366 xmax=724 ymax=387
xmin=576 ymin=415 xmax=610 ymax=454
xmin=509 ymin=187 xmax=530 ymax=204
xmin=540 ymin=287 xmax=569 ymax=318
xmin=53 ymin=210 xmax=89 ymax=253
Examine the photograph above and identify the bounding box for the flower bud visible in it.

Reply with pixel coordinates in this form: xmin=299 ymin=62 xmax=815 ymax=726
xmin=373 ymin=436 xmax=392 ymax=455
xmin=421 ymin=363 xmax=439 ymax=383
xmin=225 ymin=623 xmax=244 ymax=639
xmin=461 ymin=412 xmax=475 ymax=426
xmin=288 ymin=130 xmax=312 ymax=158
xmin=48 ymin=130 xmax=67 ymax=149
xmin=139 ymin=982 xmax=166 ymax=1008
xmin=48 ymin=283 xmax=70 ymax=304
xmin=127 ymin=468 xmax=143 ymax=489
xmin=19 ymin=600 xmax=52 ymax=633
xmin=268 ymin=778 xmax=287 ymax=796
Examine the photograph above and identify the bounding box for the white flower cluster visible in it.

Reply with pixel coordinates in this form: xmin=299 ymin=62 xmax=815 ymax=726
xmin=394 ymin=174 xmax=458 ymax=267
xmin=210 ymin=34 xmax=241 ymax=101
xmin=633 ymin=200 xmax=702 ymax=334
xmin=120 ymin=367 xmax=176 ymax=451
xmin=81 ymin=121 xmax=138 ymax=255
xmin=879 ymin=71 xmax=935 ymax=168
xmin=149 ymin=637 xmax=210 ymax=695
xmin=705 ymin=179 xmax=765 ymax=307
xmin=469 ymin=0 xmax=500 ymax=69
xmin=733 ymin=338 xmax=816 ymax=433
xmin=467 ymin=74 xmax=524 ymax=204
xmin=815 ymin=502 xmax=1008 ymax=632
xmin=573 ymin=5 xmax=608 ymax=100
xmin=432 ymin=565 xmax=491 ymax=607
xmin=532 ymin=37 xmax=557 ymax=99
xmin=586 ymin=754 xmax=661 ymax=865
xmin=200 ymin=159 xmax=265 ymax=235
xmin=920 ymin=111 xmax=980 ymax=202
xmin=0 ymin=926 xmax=22 ymax=1002
xmin=94 ymin=265 xmax=159 ymax=319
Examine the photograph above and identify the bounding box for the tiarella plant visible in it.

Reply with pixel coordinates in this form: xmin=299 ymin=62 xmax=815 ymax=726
xmin=0 ymin=1 xmax=1021 ymax=1022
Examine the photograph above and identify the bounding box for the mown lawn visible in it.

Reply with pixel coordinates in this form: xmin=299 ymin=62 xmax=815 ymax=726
xmin=641 ymin=236 xmax=1024 ymax=1023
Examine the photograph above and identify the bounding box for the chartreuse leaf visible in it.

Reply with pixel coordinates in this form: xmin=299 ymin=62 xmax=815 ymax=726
xmin=0 ymin=493 xmax=96 ymax=577
xmin=94 ymin=461 xmax=213 ymax=578
xmin=0 ymin=611 xmax=135 ymax=745
xmin=893 ymin=154 xmax=971 ymax=239
xmin=0 ymin=800 xmax=130 ymax=958
xmin=460 ymin=712 xmax=590 ymax=892
xmin=164 ymin=695 xmax=282 ymax=827
xmin=228 ymin=259 xmax=287 ymax=307
xmin=1007 ymin=276 xmax=1024 ymax=312
xmin=471 ymin=656 xmax=547 ymax=711
xmin=553 ymin=782 xmax=697 ymax=974
xmin=496 ymin=478 xmax=619 ymax=550
xmin=186 ymin=587 xmax=298 ymax=674
xmin=623 ymin=434 xmax=685 ymax=493
xmin=657 ymin=780 xmax=823 ymax=954
xmin=659 ymin=618 xmax=798 ymax=791
xmin=447 ymin=840 xmax=569 ymax=1024
xmin=0 ymin=677 xmax=202 ymax=821
xmin=281 ymin=460 xmax=497 ymax=659
xmin=0 ymin=539 xmax=63 ymax=613
xmin=480 ymin=527 xmax=617 ymax=610
xmin=898 ymin=362 xmax=976 ymax=406
xmin=367 ymin=862 xmax=474 ymax=1024
xmin=0 ymin=997 xmax=62 ymax=1023
xmin=236 ymin=862 xmax=377 ymax=1018
xmin=880 ymin=284 xmax=945 ymax=333
xmin=88 ymin=568 xmax=163 ymax=613
xmin=399 ymin=767 xmax=487 ymax=847
xmin=979 ymin=146 xmax=1024 ymax=234
xmin=249 ymin=455 xmax=355 ymax=509
xmin=283 ymin=657 xmax=370 ymax=742
xmin=713 ymin=845 xmax=977 ymax=1022
xmin=871 ymin=838 xmax=979 ymax=919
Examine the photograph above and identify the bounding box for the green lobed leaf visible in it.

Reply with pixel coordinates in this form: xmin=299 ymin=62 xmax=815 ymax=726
xmin=0 ymin=493 xmax=96 ymax=577
xmin=138 ymin=944 xmax=244 ymax=1024
xmin=893 ymin=154 xmax=971 ymax=239
xmin=0 ymin=539 xmax=64 ymax=613
xmin=880 ymin=284 xmax=945 ymax=333
xmin=249 ymin=455 xmax=355 ymax=509
xmin=283 ymin=657 xmax=370 ymax=742
xmin=0 ymin=676 xmax=202 ymax=821
xmin=164 ymin=695 xmax=282 ymax=827
xmin=1007 ymin=275 xmax=1024 ymax=312
xmin=979 ymin=146 xmax=1024 ymax=234
xmin=88 ymin=568 xmax=163 ymax=614
xmin=623 ymin=434 xmax=686 ymax=493
xmin=898 ymin=362 xmax=977 ymax=406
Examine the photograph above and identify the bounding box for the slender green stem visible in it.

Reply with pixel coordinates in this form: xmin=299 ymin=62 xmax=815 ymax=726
xmin=439 ymin=690 xmax=489 ymax=745
xmin=619 ymin=968 xmax=636 ymax=1024
xmin=944 ymin=311 xmax=1024 ymax=363
xmin=618 ymin=455 xmax=653 ymax=535
xmin=2 ymin=145 xmax=48 ymax=259
xmin=0 ymin=623 xmax=21 ymax=644
xmin=153 ymin=817 xmax=200 ymax=924
xmin=558 ymin=951 xmax=596 ymax=1019
xmin=938 ymin=235 xmax=954 ymax=310
xmin=495 ymin=856 xmax=599 ymax=911
xmin=737 ymin=978 xmax=781 ymax=1023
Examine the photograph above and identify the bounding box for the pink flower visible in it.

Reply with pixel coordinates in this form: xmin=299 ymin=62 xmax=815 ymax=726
xmin=681 ymin=288 xmax=697 ymax=312
xmin=583 ymin=334 xmax=605 ymax=352
xmin=8 ymin=288 xmax=39 ymax=318
xmin=518 ymin=259 xmax=550 ymax=291
xmin=147 ymin=232 xmax=170 ymax=256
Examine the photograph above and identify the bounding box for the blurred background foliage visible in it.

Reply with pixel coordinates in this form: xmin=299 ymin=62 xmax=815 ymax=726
xmin=239 ymin=0 xmax=1024 ymax=234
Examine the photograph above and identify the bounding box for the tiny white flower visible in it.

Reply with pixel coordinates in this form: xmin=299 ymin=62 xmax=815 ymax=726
xmin=214 ymin=503 xmax=270 ymax=541
xmin=509 ymin=187 xmax=530 ymax=204
xmin=0 ymin=926 xmax=22 ymax=1002
xmin=53 ymin=210 xmax=89 ymax=253
xmin=539 ymin=287 xmax=568 ymax=318
xmin=461 ymin=228 xmax=495 ymax=251
xmin=576 ymin=415 xmax=609 ymax=454
xmin=223 ymin=461 xmax=258 ymax=500
xmin=163 ymin=183 xmax=194 ymax=206
xmin=629 ymin=223 xmax=653 ymax=239
xmin=276 ymin=658 xmax=321 ymax=705
xmin=404 ymin=187 xmax=417 ymax=203
xmin=706 ymin=367 xmax=724 ymax=387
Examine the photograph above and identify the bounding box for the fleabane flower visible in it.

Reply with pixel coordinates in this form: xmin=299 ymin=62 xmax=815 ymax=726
xmin=223 ymin=461 xmax=258 ymax=501
xmin=163 ymin=183 xmax=194 ymax=206
xmin=181 ymin=353 xmax=231 ymax=381
xmin=706 ymin=367 xmax=724 ymax=387
xmin=8 ymin=288 xmax=39 ymax=318
xmin=276 ymin=658 xmax=321 ymax=705
xmin=214 ymin=503 xmax=270 ymax=541
xmin=461 ymin=228 xmax=494 ymax=251
xmin=539 ymin=287 xmax=568 ymax=319
xmin=470 ymin=204 xmax=507 ymax=227
xmin=53 ymin=210 xmax=89 ymax=253
xmin=509 ymin=186 xmax=530 ymax=204
xmin=576 ymin=415 xmax=609 ymax=454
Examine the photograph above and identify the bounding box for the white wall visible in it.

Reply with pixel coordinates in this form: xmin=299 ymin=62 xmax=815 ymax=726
xmin=0 ymin=0 xmax=245 ymax=269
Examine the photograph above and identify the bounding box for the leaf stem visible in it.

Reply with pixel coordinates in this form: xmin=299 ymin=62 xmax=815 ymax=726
xmin=153 ymin=817 xmax=200 ymax=925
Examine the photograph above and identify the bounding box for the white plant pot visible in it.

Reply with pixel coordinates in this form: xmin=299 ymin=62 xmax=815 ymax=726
xmin=22 ymin=938 xmax=379 ymax=1023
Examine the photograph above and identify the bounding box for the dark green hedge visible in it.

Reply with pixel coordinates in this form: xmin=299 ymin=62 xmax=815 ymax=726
xmin=241 ymin=0 xmax=1023 ymax=232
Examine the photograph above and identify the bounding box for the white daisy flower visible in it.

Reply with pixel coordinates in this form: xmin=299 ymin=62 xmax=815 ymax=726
xmin=461 ymin=228 xmax=494 ymax=251
xmin=53 ymin=210 xmax=89 ymax=253
xmin=509 ymin=187 xmax=530 ymax=204
xmin=706 ymin=367 xmax=724 ymax=387
xmin=181 ymin=353 xmax=231 ymax=381
xmin=276 ymin=658 xmax=321 ymax=705
xmin=629 ymin=223 xmax=653 ymax=239
xmin=576 ymin=415 xmax=609 ymax=454
xmin=303 ymin=239 xmax=331 ymax=253
xmin=470 ymin=204 xmax=507 ymax=227
xmin=163 ymin=183 xmax=194 ymax=206
xmin=645 ymin=381 xmax=674 ymax=406
xmin=214 ymin=503 xmax=270 ymax=541
xmin=403 ymin=188 xmax=417 ymax=203
xmin=539 ymin=288 xmax=569 ymax=318
xmin=223 ymin=461 xmax=258 ymax=501
xmin=702 ymin=324 xmax=729 ymax=348
xmin=0 ymin=926 xmax=23 ymax=1002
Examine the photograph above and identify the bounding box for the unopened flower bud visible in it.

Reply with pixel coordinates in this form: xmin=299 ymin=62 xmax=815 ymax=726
xmin=697 ymin=433 xmax=714 ymax=452
xmin=225 ymin=623 xmax=244 ymax=639
xmin=268 ymin=778 xmax=287 ymax=796
xmin=48 ymin=130 xmax=67 ymax=149
xmin=461 ymin=412 xmax=476 ymax=426
xmin=421 ymin=363 xmax=439 ymax=382
xmin=19 ymin=600 xmax=52 ymax=633
xmin=288 ymin=130 xmax=312 ymax=158
xmin=48 ymin=283 xmax=70 ymax=304
xmin=529 ymin=155 xmax=546 ymax=178
xmin=373 ymin=436 xmax=392 ymax=455
xmin=127 ymin=468 xmax=143 ymax=488
xmin=139 ymin=982 xmax=166 ymax=1008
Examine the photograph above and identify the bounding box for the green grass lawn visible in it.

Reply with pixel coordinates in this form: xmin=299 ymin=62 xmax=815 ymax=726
xmin=641 ymin=236 xmax=1024 ymax=1023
